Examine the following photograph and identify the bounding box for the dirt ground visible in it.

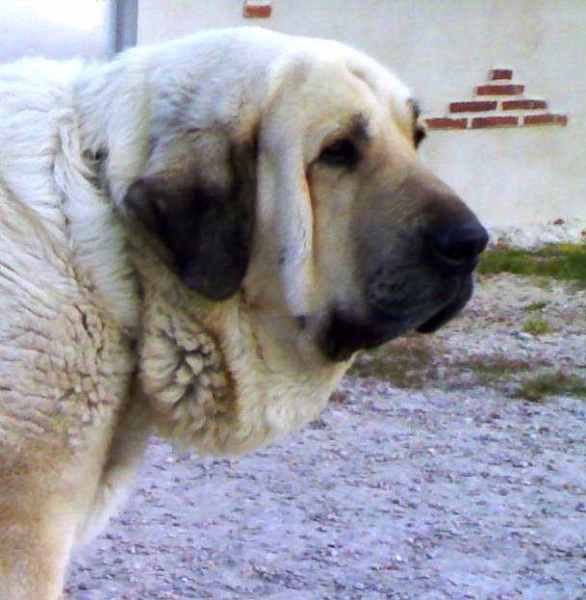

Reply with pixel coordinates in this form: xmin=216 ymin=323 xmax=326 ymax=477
xmin=67 ymin=273 xmax=586 ymax=600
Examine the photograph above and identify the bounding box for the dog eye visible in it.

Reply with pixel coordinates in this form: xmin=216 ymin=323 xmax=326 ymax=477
xmin=414 ymin=126 xmax=427 ymax=148
xmin=318 ymin=138 xmax=360 ymax=167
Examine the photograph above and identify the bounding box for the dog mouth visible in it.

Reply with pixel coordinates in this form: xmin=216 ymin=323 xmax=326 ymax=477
xmin=415 ymin=277 xmax=473 ymax=334
xmin=321 ymin=276 xmax=473 ymax=362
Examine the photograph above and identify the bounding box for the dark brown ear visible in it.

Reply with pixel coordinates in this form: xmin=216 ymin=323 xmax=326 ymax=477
xmin=124 ymin=138 xmax=255 ymax=301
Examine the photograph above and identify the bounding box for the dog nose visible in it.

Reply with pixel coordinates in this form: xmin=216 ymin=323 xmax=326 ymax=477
xmin=433 ymin=222 xmax=489 ymax=270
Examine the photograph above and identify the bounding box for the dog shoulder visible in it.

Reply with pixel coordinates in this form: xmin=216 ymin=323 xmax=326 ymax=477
xmin=0 ymin=180 xmax=134 ymax=445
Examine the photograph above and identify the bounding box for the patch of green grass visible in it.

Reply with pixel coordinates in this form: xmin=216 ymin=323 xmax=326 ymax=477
xmin=522 ymin=317 xmax=551 ymax=336
xmin=478 ymin=243 xmax=586 ymax=282
xmin=351 ymin=338 xmax=435 ymax=388
xmin=516 ymin=371 xmax=586 ymax=402
xmin=523 ymin=300 xmax=548 ymax=312
xmin=349 ymin=340 xmax=586 ymax=404
xmin=451 ymin=355 xmax=535 ymax=385
xmin=352 ymin=347 xmax=540 ymax=390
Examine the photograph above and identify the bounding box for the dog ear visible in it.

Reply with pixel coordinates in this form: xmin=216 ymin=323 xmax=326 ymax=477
xmin=124 ymin=133 xmax=255 ymax=301
xmin=251 ymin=67 xmax=318 ymax=316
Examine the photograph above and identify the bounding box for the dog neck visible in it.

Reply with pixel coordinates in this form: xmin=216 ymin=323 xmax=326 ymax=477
xmin=125 ymin=237 xmax=346 ymax=454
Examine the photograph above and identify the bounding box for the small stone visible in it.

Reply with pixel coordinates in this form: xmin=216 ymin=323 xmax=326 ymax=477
xmin=515 ymin=332 xmax=533 ymax=340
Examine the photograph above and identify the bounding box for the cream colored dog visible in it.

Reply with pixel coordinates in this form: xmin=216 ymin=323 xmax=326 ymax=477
xmin=0 ymin=28 xmax=487 ymax=598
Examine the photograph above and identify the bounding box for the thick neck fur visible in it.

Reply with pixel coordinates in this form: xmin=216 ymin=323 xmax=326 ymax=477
xmin=128 ymin=240 xmax=347 ymax=455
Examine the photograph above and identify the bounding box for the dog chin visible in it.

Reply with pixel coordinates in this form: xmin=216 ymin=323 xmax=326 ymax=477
xmin=321 ymin=277 xmax=474 ymax=362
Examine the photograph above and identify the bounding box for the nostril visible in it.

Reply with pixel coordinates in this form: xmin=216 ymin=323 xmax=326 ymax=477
xmin=434 ymin=224 xmax=489 ymax=264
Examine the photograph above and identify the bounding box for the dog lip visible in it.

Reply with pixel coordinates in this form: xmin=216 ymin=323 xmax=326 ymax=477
xmin=323 ymin=276 xmax=475 ymax=361
xmin=321 ymin=309 xmax=412 ymax=362
xmin=417 ymin=277 xmax=474 ymax=334
xmin=416 ymin=304 xmax=457 ymax=334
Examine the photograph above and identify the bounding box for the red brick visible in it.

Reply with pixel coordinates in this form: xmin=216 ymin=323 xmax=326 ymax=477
xmin=523 ymin=113 xmax=568 ymax=126
xmin=424 ymin=117 xmax=468 ymax=130
xmin=502 ymin=99 xmax=548 ymax=110
xmin=449 ymin=100 xmax=497 ymax=113
xmin=243 ymin=4 xmax=272 ymax=18
xmin=489 ymin=69 xmax=513 ymax=80
xmin=470 ymin=116 xmax=519 ymax=129
xmin=476 ymin=84 xmax=525 ymax=96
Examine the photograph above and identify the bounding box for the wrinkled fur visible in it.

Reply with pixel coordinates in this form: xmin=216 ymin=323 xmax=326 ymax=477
xmin=0 ymin=28 xmax=480 ymax=599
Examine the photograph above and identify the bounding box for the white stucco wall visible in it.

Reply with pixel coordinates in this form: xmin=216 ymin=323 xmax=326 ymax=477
xmin=134 ymin=1 xmax=585 ymax=230
xmin=0 ymin=0 xmax=107 ymax=62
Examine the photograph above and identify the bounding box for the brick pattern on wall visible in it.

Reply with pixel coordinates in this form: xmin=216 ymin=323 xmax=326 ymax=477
xmin=425 ymin=69 xmax=568 ymax=131
xmin=243 ymin=0 xmax=272 ymax=18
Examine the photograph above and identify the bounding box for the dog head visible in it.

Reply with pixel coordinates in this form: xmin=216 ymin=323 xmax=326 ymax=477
xmin=117 ymin=28 xmax=487 ymax=362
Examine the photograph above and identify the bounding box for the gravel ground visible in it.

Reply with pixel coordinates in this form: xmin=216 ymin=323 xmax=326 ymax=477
xmin=67 ymin=273 xmax=586 ymax=600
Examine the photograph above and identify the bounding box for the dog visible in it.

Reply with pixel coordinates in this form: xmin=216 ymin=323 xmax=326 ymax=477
xmin=0 ymin=27 xmax=487 ymax=598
